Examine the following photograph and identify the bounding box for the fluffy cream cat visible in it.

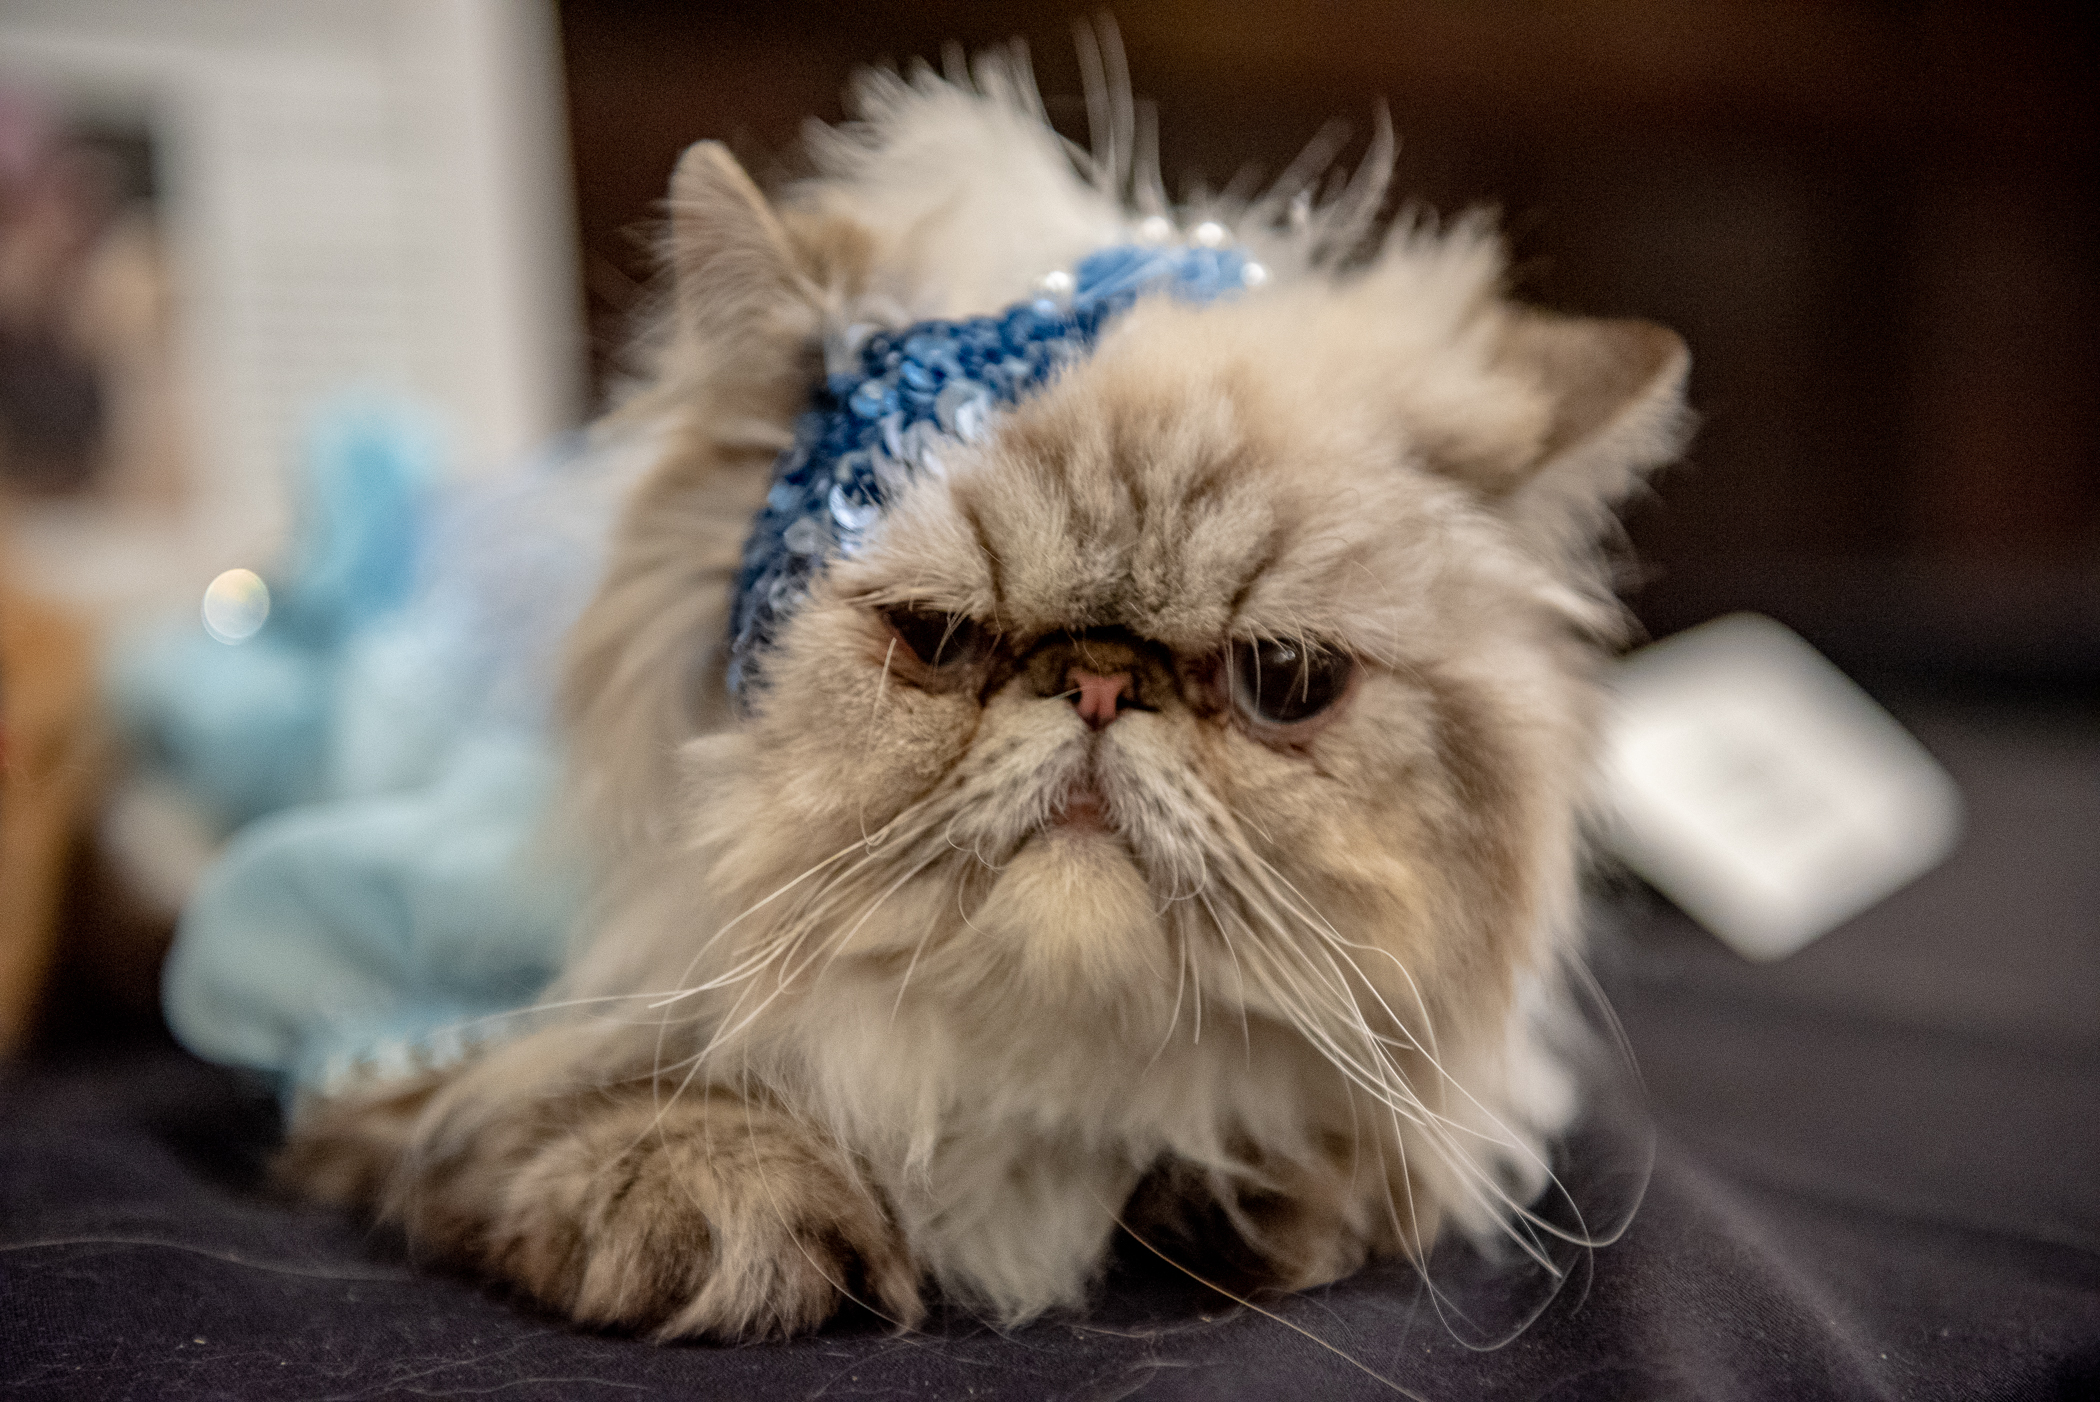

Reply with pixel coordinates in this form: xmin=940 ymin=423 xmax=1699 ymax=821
xmin=282 ymin=50 xmax=1688 ymax=1341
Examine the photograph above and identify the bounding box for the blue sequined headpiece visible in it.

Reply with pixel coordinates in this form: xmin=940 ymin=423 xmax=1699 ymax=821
xmin=726 ymin=239 xmax=1263 ymax=699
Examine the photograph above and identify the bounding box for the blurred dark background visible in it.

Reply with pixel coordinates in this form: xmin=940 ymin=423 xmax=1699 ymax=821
xmin=559 ymin=0 xmax=2099 ymax=691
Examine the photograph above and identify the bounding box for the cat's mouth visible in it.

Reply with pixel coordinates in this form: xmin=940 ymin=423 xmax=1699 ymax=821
xmin=1049 ymin=780 xmax=1111 ymax=833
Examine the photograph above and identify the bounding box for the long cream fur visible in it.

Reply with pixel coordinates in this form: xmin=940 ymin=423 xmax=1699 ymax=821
xmin=281 ymin=46 xmax=1690 ymax=1340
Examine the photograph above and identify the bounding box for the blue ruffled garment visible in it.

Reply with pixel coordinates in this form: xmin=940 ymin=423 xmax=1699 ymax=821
xmin=167 ymin=732 xmax=571 ymax=1092
xmin=145 ymin=401 xmax=646 ymax=1100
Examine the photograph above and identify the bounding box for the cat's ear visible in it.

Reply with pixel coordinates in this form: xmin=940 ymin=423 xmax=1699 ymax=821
xmin=666 ymin=141 xmax=816 ymax=356
xmin=1487 ymin=312 xmax=1690 ymax=551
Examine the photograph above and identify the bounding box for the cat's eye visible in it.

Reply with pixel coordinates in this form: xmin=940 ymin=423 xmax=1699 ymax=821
xmin=1230 ymin=638 xmax=1354 ymax=727
xmin=884 ymin=607 xmax=991 ymax=668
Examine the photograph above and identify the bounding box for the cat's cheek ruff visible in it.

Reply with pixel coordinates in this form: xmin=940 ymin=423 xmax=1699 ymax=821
xmin=741 ymin=596 xmax=990 ymax=834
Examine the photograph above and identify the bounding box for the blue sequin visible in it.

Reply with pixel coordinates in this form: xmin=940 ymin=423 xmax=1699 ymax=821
xmin=725 ymin=241 xmax=1254 ymax=701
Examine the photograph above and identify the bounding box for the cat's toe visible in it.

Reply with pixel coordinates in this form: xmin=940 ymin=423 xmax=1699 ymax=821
xmin=651 ymin=1210 xmax=920 ymax=1341
xmin=684 ymin=1173 xmax=925 ymax=1339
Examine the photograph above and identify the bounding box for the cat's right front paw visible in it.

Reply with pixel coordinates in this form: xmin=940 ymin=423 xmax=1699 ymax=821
xmin=414 ymin=1090 xmax=922 ymax=1340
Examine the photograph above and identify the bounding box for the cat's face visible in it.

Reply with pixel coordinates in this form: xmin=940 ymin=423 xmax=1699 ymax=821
xmin=680 ymin=273 xmax=1671 ymax=1050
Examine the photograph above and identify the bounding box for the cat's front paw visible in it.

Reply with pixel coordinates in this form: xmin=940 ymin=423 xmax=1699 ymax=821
xmin=413 ymin=1089 xmax=922 ymax=1340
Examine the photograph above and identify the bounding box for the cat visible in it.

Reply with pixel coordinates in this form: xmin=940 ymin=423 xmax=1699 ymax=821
xmin=279 ymin=47 xmax=1688 ymax=1341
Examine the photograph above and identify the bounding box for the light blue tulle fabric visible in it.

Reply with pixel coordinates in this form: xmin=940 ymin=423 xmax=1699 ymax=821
xmin=145 ymin=402 xmax=642 ymax=1098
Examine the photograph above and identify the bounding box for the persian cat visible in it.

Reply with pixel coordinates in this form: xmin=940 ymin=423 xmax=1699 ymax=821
xmin=282 ymin=49 xmax=1688 ymax=1341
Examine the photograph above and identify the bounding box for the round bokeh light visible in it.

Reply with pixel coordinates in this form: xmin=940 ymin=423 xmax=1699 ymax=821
xmin=202 ymin=568 xmax=271 ymax=644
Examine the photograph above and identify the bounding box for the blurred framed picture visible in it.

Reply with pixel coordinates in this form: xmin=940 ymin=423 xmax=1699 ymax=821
xmin=0 ymin=0 xmax=582 ymax=623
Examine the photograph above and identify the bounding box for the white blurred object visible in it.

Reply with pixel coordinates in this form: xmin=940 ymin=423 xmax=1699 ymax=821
xmin=0 ymin=0 xmax=582 ymax=621
xmin=1601 ymin=613 xmax=1964 ymax=961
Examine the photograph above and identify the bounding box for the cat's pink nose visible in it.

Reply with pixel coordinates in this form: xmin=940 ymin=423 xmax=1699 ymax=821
xmin=1069 ymin=668 xmax=1132 ymax=729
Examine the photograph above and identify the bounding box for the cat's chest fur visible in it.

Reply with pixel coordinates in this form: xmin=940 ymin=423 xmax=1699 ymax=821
xmin=762 ymin=963 xmax=1355 ymax=1313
